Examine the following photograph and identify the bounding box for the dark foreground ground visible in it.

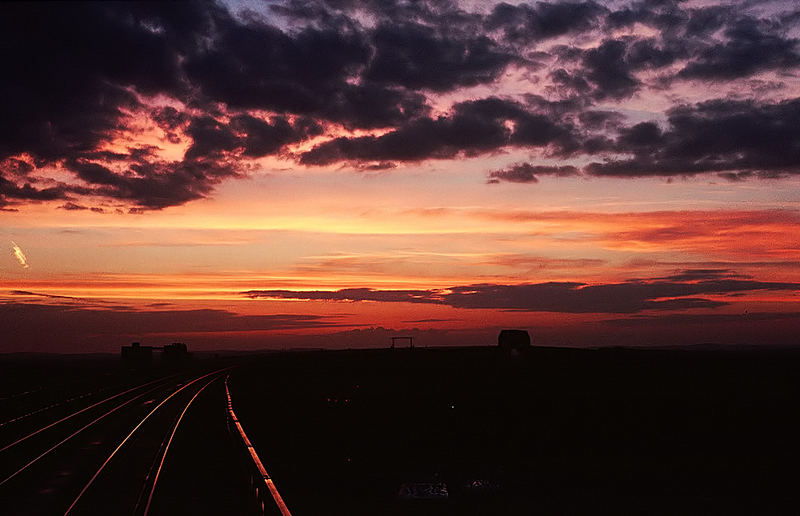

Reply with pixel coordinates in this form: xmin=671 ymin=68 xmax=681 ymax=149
xmin=0 ymin=355 xmax=250 ymax=516
xmin=229 ymin=346 xmax=800 ymax=515
xmin=3 ymin=345 xmax=800 ymax=515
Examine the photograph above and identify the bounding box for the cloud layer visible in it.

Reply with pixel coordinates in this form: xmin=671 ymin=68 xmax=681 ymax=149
xmin=243 ymin=270 xmax=800 ymax=314
xmin=0 ymin=297 xmax=359 ymax=353
xmin=1 ymin=1 xmax=799 ymax=209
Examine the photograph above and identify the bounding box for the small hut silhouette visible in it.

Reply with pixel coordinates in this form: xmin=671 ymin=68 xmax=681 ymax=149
xmin=498 ymin=330 xmax=531 ymax=353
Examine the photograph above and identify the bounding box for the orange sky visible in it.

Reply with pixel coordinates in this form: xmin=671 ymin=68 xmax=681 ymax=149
xmin=1 ymin=1 xmax=799 ymax=352
xmin=4 ymin=180 xmax=799 ymax=352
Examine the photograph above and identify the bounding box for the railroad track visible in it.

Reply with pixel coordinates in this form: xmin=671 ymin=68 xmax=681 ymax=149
xmin=0 ymin=368 xmax=241 ymax=515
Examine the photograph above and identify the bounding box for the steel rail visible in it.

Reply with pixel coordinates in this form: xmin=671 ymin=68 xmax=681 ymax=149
xmin=0 ymin=374 xmax=180 ymax=453
xmin=63 ymin=368 xmax=229 ymax=516
xmin=0 ymin=380 xmax=167 ymax=487
xmin=141 ymin=376 xmax=218 ymax=516
xmin=225 ymin=375 xmax=292 ymax=516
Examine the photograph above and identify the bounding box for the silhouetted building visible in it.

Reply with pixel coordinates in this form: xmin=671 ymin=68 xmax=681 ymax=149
xmin=121 ymin=342 xmax=154 ymax=367
xmin=498 ymin=330 xmax=531 ymax=354
xmin=121 ymin=342 xmax=189 ymax=367
xmin=162 ymin=342 xmax=189 ymax=365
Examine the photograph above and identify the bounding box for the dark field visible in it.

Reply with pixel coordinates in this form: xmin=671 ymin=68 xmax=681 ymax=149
xmin=229 ymin=346 xmax=800 ymax=515
xmin=3 ymin=345 xmax=800 ymax=515
xmin=0 ymin=355 xmax=249 ymax=516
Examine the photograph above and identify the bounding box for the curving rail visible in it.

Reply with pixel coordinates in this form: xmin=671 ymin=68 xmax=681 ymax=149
xmin=225 ymin=375 xmax=292 ymax=516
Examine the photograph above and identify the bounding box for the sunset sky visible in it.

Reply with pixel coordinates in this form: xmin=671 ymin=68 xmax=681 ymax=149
xmin=1 ymin=0 xmax=799 ymax=352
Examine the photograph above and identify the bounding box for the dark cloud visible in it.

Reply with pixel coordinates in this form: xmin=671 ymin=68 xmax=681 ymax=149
xmin=583 ymin=40 xmax=641 ymax=99
xmin=183 ymin=13 xmax=431 ymax=130
xmin=359 ymin=162 xmax=397 ymax=171
xmin=3 ymin=0 xmax=800 ymax=210
xmin=605 ymin=1 xmax=691 ymax=33
xmin=68 ymin=160 xmax=121 ymax=187
xmin=244 ymin=274 xmax=799 ymax=314
xmin=11 ymin=290 xmax=89 ymax=301
xmin=5 ymin=0 xmax=479 ymax=209
xmin=625 ymin=37 xmax=684 ymax=69
xmin=185 ymin=21 xmax=367 ymax=111
xmin=659 ymin=269 xmax=742 ymax=281
xmin=550 ymin=68 xmax=593 ymax=95
xmin=578 ymin=110 xmax=627 ymax=130
xmin=271 ymin=0 xmax=475 ymax=29
xmin=0 ymin=301 xmax=356 ymax=353
xmin=552 ymin=34 xmax=688 ymax=100
xmin=576 ymin=35 xmax=688 ymax=100
xmin=151 ymin=107 xmax=190 ymax=132
xmin=151 ymin=107 xmax=191 ymax=144
xmin=487 ymin=163 xmax=579 ymax=184
xmin=181 ymin=113 xmax=321 ymax=161
xmin=365 ymin=23 xmax=515 ymax=91
xmin=683 ymin=5 xmax=732 ymax=38
xmin=10 ymin=110 xmax=319 ymax=210
xmin=586 ymin=98 xmax=800 ymax=177
xmin=487 ymin=1 xmax=607 ymax=44
xmin=0 ymin=2 xmax=226 ymax=209
xmin=0 ymin=158 xmax=35 ymax=177
xmin=580 ymin=4 xmax=800 ymax=95
xmin=0 ymin=3 xmax=326 ymax=209
xmin=617 ymin=121 xmax=663 ymax=148
xmin=605 ymin=6 xmax=647 ymax=29
xmin=300 ymin=98 xmax=577 ymax=165
xmin=441 ymin=281 xmax=737 ymax=313
xmin=0 ymin=175 xmax=80 ymax=204
xmin=0 ymin=2 xmax=218 ymax=163
xmin=326 ymin=84 xmax=431 ymax=130
xmin=679 ymin=17 xmax=800 ymax=81
xmin=184 ymin=116 xmax=241 ymax=160
xmin=232 ymin=114 xmax=323 ymax=157
xmin=63 ymin=158 xmax=240 ymax=210
xmin=244 ymin=288 xmax=437 ymax=304
xmin=523 ymin=94 xmax=591 ymax=117
xmin=59 ymin=202 xmax=89 ymax=211
xmin=602 ymin=5 xmax=799 ymax=82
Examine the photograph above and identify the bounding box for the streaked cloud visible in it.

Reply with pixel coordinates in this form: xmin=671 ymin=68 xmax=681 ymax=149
xmin=243 ymin=271 xmax=800 ymax=314
xmin=0 ymin=300 xmax=362 ymax=353
xmin=10 ymin=241 xmax=28 ymax=269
